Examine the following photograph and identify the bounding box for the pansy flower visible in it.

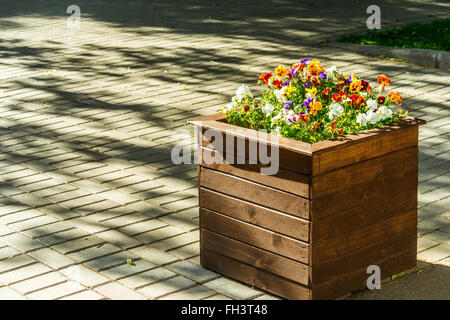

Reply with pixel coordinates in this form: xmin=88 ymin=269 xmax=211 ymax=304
xmin=275 ymin=65 xmax=289 ymax=78
xmin=377 ymin=75 xmax=390 ymax=86
xmin=377 ymin=96 xmax=386 ymax=105
xmin=388 ymin=91 xmax=402 ymax=105
xmin=258 ymin=72 xmax=272 ymax=84
xmin=319 ymin=72 xmax=327 ymax=80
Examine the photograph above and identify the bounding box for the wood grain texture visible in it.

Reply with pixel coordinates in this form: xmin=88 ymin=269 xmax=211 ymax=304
xmin=200 ymin=208 xmax=310 ymax=264
xmin=201 ymin=248 xmax=311 ymax=300
xmin=200 ymin=188 xmax=309 ymax=241
xmin=199 ymin=146 xmax=310 ymax=198
xmin=311 ymin=119 xmax=420 ymax=175
xmin=312 ymin=209 xmax=417 ymax=262
xmin=200 ymin=167 xmax=310 ymax=219
xmin=311 ymin=248 xmax=417 ymax=300
xmin=311 ymin=229 xmax=417 ymax=286
xmin=199 ymin=128 xmax=312 ymax=175
xmin=201 ymin=229 xmax=310 ymax=285
xmin=311 ymin=146 xmax=418 ymax=198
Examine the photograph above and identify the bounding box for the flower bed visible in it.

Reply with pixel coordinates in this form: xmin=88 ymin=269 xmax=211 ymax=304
xmin=222 ymin=58 xmax=407 ymax=143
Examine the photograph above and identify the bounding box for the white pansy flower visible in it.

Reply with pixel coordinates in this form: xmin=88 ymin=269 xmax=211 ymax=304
xmin=366 ymin=99 xmax=377 ymax=110
xmin=356 ymin=113 xmax=367 ymax=126
xmin=365 ymin=110 xmax=379 ymax=124
xmin=275 ymin=87 xmax=287 ymax=102
xmin=328 ymin=103 xmax=344 ymax=120
xmin=271 ymin=112 xmax=282 ymax=124
xmin=262 ymin=103 xmax=274 ymax=117
xmin=221 ymin=101 xmax=235 ymax=114
xmin=235 ymin=84 xmax=252 ymax=102
xmin=325 ymin=66 xmax=340 ymax=80
xmin=377 ymin=106 xmax=393 ymax=120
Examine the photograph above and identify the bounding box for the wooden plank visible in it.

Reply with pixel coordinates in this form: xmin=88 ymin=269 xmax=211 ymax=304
xmin=200 ymin=208 xmax=310 ymax=264
xmin=311 ymin=248 xmax=416 ymax=300
xmin=313 ymin=187 xmax=417 ymax=241
xmin=311 ymin=145 xmax=418 ymax=198
xmin=199 ymin=127 xmax=312 ymax=175
xmin=201 ymin=248 xmax=311 ymax=300
xmin=200 ymin=167 xmax=310 ymax=219
xmin=200 ymin=188 xmax=309 ymax=241
xmin=200 ymin=146 xmax=310 ymax=198
xmin=201 ymin=229 xmax=310 ymax=286
xmin=312 ymin=160 xmax=417 ymax=219
xmin=312 ymin=209 xmax=417 ymax=262
xmin=311 ymin=229 xmax=416 ymax=285
xmin=311 ymin=117 xmax=421 ymax=175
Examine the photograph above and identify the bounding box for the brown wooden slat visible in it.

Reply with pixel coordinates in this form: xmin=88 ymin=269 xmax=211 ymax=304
xmin=313 ymin=187 xmax=417 ymax=241
xmin=312 ymin=209 xmax=417 ymax=262
xmin=311 ymin=117 xmax=421 ymax=175
xmin=199 ymin=128 xmax=312 ymax=175
xmin=312 ymin=160 xmax=417 ymax=219
xmin=200 ymin=167 xmax=310 ymax=219
xmin=311 ymin=248 xmax=417 ymax=300
xmin=311 ymin=229 xmax=416 ymax=285
xmin=200 ymin=188 xmax=309 ymax=242
xmin=199 ymin=146 xmax=310 ymax=198
xmin=201 ymin=248 xmax=311 ymax=300
xmin=201 ymin=229 xmax=310 ymax=286
xmin=311 ymin=145 xmax=418 ymax=198
xmin=200 ymin=208 xmax=310 ymax=264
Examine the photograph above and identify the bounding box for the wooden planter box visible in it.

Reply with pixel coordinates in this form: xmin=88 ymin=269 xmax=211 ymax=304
xmin=188 ymin=113 xmax=425 ymax=300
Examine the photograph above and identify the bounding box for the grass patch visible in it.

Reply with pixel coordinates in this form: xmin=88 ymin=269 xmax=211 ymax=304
xmin=338 ymin=19 xmax=449 ymax=51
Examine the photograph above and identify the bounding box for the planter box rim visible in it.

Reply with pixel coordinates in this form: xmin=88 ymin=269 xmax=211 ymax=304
xmin=188 ymin=113 xmax=426 ymax=155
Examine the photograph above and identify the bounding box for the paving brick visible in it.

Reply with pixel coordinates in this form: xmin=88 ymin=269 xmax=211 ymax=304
xmin=59 ymin=290 xmax=105 ymax=300
xmin=26 ymin=281 xmax=85 ymax=300
xmin=8 ymin=215 xmax=58 ymax=232
xmin=152 ymin=231 xmax=199 ymax=251
xmin=52 ymin=235 xmax=105 ymax=255
xmin=204 ymin=294 xmax=233 ymax=300
xmin=159 ymin=285 xmax=215 ymax=300
xmin=129 ymin=245 xmax=178 ymax=266
xmin=0 ymin=246 xmax=21 ymax=260
xmin=0 ymin=262 xmax=52 ymax=285
xmin=95 ymin=230 xmax=142 ymax=249
xmin=100 ymin=259 xmax=156 ymax=280
xmin=135 ymin=225 xmax=185 ymax=244
xmin=0 ymin=254 xmax=36 ymax=274
xmin=166 ymin=261 xmax=218 ymax=283
xmin=159 ymin=213 xmax=198 ymax=231
xmin=118 ymin=267 xmax=175 ymax=289
xmin=422 ymin=231 xmax=450 ymax=245
xmin=11 ymin=272 xmax=68 ymax=295
xmin=418 ymin=237 xmax=440 ymax=252
xmin=138 ymin=275 xmax=195 ymax=299
xmin=67 ymin=216 xmax=111 ymax=234
xmin=203 ymin=277 xmax=261 ymax=300
xmin=118 ymin=218 xmax=167 ymax=236
xmin=67 ymin=243 xmax=122 ymax=263
xmin=37 ymin=228 xmax=90 ymax=246
xmin=0 ymin=233 xmax=45 ymax=253
xmin=83 ymin=251 xmax=139 ymax=272
xmin=417 ymin=244 xmax=450 ymax=263
xmin=22 ymin=222 xmax=75 ymax=239
xmin=94 ymin=282 xmax=147 ymax=300
xmin=168 ymin=242 xmax=200 ymax=260
xmin=0 ymin=287 xmax=27 ymax=300
xmin=60 ymin=265 xmax=109 ymax=287
xmin=29 ymin=248 xmax=77 ymax=270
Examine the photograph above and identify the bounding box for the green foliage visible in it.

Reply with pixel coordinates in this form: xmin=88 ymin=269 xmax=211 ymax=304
xmin=338 ymin=19 xmax=450 ymax=51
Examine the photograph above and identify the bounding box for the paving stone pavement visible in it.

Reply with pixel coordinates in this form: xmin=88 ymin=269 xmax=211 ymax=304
xmin=0 ymin=0 xmax=449 ymax=300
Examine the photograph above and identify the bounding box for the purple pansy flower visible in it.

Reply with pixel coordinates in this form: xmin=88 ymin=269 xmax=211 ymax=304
xmin=284 ymin=100 xmax=294 ymax=110
xmin=300 ymin=58 xmax=310 ymax=64
xmin=344 ymin=76 xmax=352 ymax=85
xmin=283 ymin=79 xmax=290 ymax=86
xmin=319 ymin=72 xmax=327 ymax=80
xmin=303 ymin=81 xmax=311 ymax=88
xmin=289 ymin=66 xmax=300 ymax=79
xmin=303 ymin=98 xmax=313 ymax=111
